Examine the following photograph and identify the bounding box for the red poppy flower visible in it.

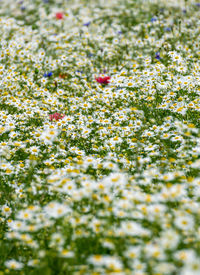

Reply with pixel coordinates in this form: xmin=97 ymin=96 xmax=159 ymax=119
xmin=95 ymin=76 xmax=110 ymax=85
xmin=55 ymin=12 xmax=64 ymax=20
xmin=49 ymin=113 xmax=65 ymax=121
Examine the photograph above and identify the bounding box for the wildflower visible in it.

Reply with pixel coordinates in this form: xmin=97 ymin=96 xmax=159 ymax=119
xmin=49 ymin=113 xmax=65 ymax=121
xmin=40 ymin=128 xmax=60 ymax=145
xmin=175 ymin=215 xmax=194 ymax=230
xmin=125 ymin=246 xmax=141 ymax=259
xmin=60 ymin=249 xmax=74 ymax=258
xmin=50 ymin=233 xmax=64 ymax=247
xmin=160 ymin=229 xmax=180 ymax=249
xmin=55 ymin=12 xmax=64 ymax=20
xmin=164 ymin=27 xmax=171 ymax=32
xmin=2 ymin=205 xmax=12 ymax=217
xmin=83 ymin=21 xmax=91 ymax=27
xmin=155 ymin=52 xmax=161 ymax=60
xmin=180 ymin=259 xmax=200 ymax=275
xmin=9 ymin=220 xmax=26 ymax=231
xmin=88 ymin=255 xmax=105 ymax=266
xmin=151 ymin=17 xmax=157 ymax=22
xmin=43 ymin=72 xmax=53 ymax=77
xmin=27 ymin=259 xmax=39 ymax=267
xmin=96 ymin=76 xmax=111 ymax=85
xmin=118 ymin=221 xmax=150 ymax=236
xmin=5 ymin=259 xmax=24 ymax=270
xmin=44 ymin=202 xmax=71 ymax=218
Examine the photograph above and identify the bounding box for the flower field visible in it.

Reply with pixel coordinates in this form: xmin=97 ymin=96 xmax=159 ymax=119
xmin=0 ymin=0 xmax=200 ymax=274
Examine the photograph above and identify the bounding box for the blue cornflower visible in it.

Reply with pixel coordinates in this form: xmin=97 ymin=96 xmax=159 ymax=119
xmin=44 ymin=72 xmax=53 ymax=77
xmin=151 ymin=17 xmax=157 ymax=22
xmin=155 ymin=52 xmax=161 ymax=60
xmin=83 ymin=21 xmax=91 ymax=27
xmin=164 ymin=27 xmax=171 ymax=32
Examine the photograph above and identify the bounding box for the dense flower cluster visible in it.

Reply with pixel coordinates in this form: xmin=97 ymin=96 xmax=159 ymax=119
xmin=96 ymin=76 xmax=111 ymax=85
xmin=0 ymin=0 xmax=200 ymax=274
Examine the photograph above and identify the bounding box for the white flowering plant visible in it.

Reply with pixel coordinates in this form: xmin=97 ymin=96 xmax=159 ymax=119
xmin=0 ymin=0 xmax=200 ymax=274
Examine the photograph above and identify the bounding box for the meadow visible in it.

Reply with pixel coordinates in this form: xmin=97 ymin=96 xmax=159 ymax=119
xmin=0 ymin=0 xmax=200 ymax=274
